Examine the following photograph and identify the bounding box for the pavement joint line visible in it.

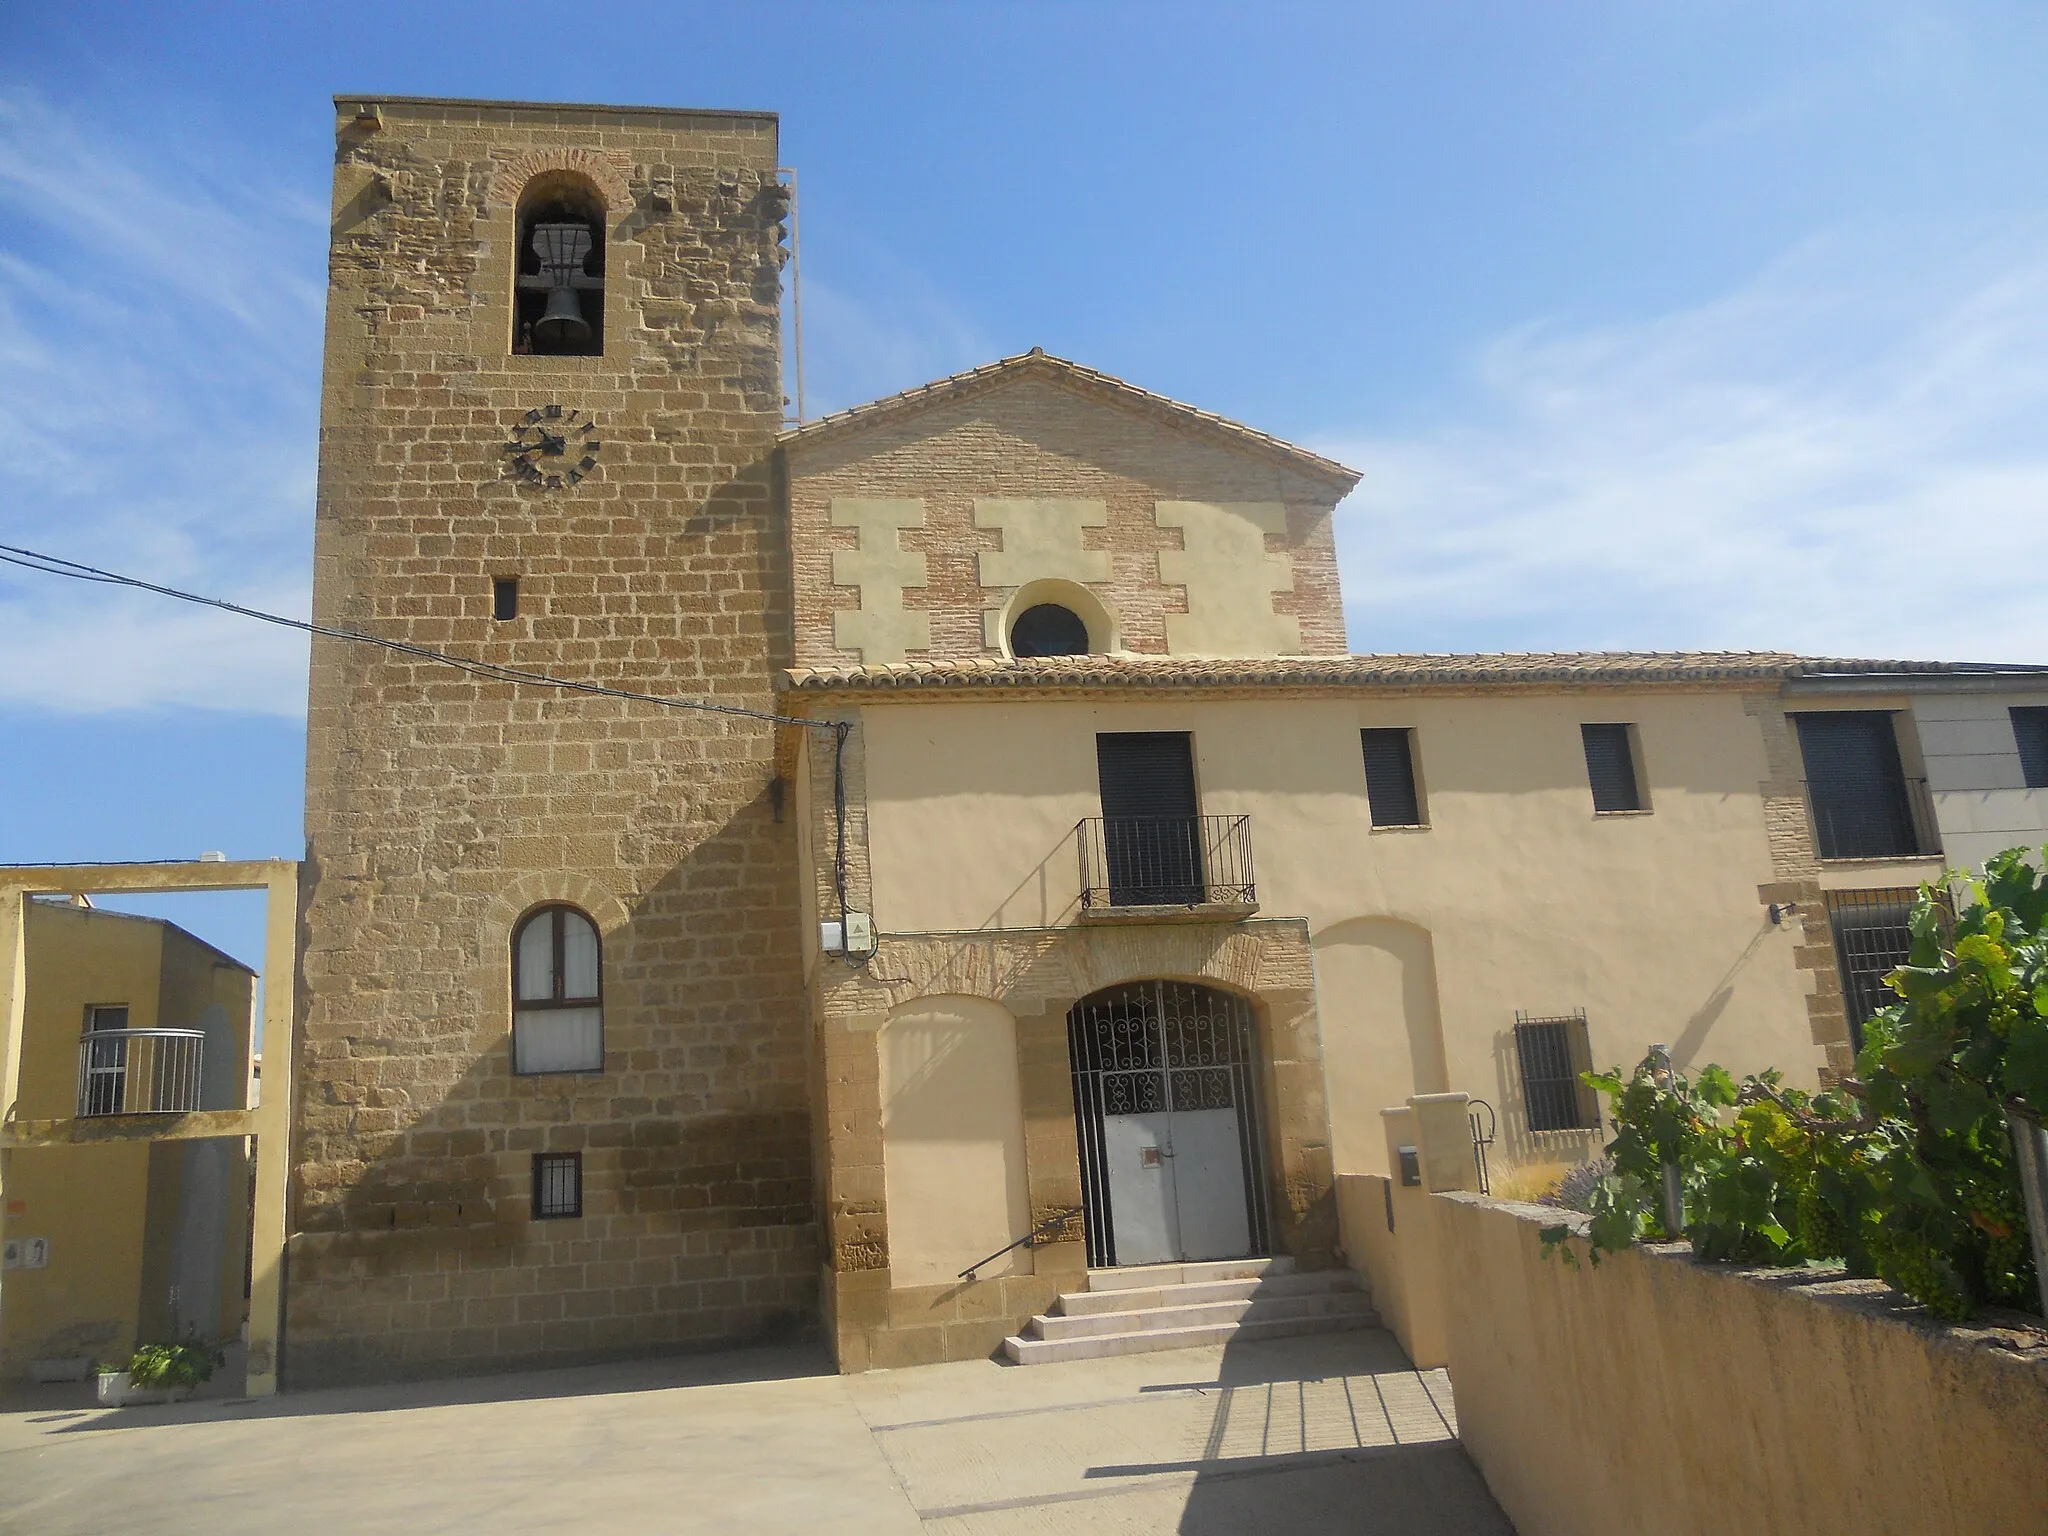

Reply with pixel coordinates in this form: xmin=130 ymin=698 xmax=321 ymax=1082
xmin=864 ymin=1385 xmax=1217 ymax=1433
xmin=914 ymin=1441 xmax=1467 ymax=1521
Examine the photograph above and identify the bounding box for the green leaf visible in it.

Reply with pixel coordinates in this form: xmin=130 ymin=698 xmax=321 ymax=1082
xmin=2006 ymin=1013 xmax=2048 ymax=1110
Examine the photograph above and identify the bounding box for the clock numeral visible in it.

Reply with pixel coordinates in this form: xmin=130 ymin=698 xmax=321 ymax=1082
xmin=578 ymin=456 xmax=597 ymax=472
xmin=544 ymin=404 xmax=561 ymax=419
xmin=584 ymin=441 xmax=602 ymax=453
xmin=566 ymin=470 xmax=583 ymax=485
xmin=524 ymin=408 xmax=542 ymax=425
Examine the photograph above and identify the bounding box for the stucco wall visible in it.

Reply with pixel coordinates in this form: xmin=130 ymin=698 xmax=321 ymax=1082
xmin=2 ymin=905 xmax=253 ymax=1372
xmin=879 ymin=995 xmax=1030 ymax=1288
xmin=851 ymin=687 xmax=1815 ymax=1177
xmin=1912 ymin=688 xmax=2048 ymax=874
xmin=1434 ymin=1193 xmax=2048 ymax=1536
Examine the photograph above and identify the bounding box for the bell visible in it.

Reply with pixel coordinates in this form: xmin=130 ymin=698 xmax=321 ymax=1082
xmin=533 ymin=283 xmax=591 ymax=347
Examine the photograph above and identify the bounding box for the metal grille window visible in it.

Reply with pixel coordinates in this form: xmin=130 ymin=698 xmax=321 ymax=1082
xmin=1581 ymin=724 xmax=1644 ymax=813
xmin=1360 ymin=729 xmax=1424 ymax=827
xmin=1827 ymin=890 xmax=1917 ymax=1052
xmin=2015 ymin=707 xmax=2048 ymax=789
xmin=1514 ymin=1010 xmax=1598 ymax=1133
xmin=511 ymin=905 xmax=603 ymax=1074
xmin=532 ymin=1152 xmax=582 ymax=1219
xmin=81 ymin=1004 xmax=130 ymax=1117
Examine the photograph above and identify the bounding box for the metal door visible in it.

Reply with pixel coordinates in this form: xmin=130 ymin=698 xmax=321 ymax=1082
xmin=1068 ymin=981 xmax=1271 ymax=1268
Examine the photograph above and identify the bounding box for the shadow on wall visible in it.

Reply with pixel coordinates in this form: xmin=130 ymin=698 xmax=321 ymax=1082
xmin=1315 ymin=918 xmax=1450 ymax=1178
xmin=286 ymin=784 xmax=819 ymax=1388
xmin=879 ymin=996 xmax=1031 ymax=1289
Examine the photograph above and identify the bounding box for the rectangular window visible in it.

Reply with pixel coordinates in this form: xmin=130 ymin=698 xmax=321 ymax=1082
xmin=492 ymin=577 xmax=520 ymax=621
xmin=81 ymin=1005 xmax=131 ymax=1117
xmin=1094 ymin=732 xmax=1203 ymax=905
xmin=1793 ymin=711 xmax=1928 ymax=859
xmin=1514 ymin=1010 xmax=1597 ymax=1133
xmin=1360 ymin=729 xmax=1424 ymax=827
xmin=1581 ymin=724 xmax=1644 ymax=813
xmin=2014 ymin=706 xmax=2048 ymax=789
xmin=532 ymin=1152 xmax=582 ymax=1219
xmin=1827 ymin=890 xmax=1917 ymax=1053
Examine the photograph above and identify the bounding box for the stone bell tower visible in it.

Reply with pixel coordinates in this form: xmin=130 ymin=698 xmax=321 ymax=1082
xmin=294 ymin=96 xmax=813 ymax=1385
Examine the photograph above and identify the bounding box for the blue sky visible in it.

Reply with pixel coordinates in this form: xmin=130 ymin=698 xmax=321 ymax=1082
xmin=3 ymin=1 xmax=2046 ymax=971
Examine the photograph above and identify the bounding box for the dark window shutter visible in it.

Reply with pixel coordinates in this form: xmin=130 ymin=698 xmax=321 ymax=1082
xmin=1360 ymin=729 xmax=1422 ymax=827
xmin=1793 ymin=712 xmax=1914 ymax=858
xmin=1095 ymin=733 xmax=1198 ymax=819
xmin=2015 ymin=707 xmax=2048 ymax=789
xmin=1095 ymin=733 xmax=1201 ymax=904
xmin=1581 ymin=724 xmax=1642 ymax=813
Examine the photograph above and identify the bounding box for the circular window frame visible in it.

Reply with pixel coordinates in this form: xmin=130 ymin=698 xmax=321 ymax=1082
xmin=996 ymin=579 xmax=1119 ymax=660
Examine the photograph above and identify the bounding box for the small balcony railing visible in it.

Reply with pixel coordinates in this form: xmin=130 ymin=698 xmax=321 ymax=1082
xmin=1078 ymin=815 xmax=1256 ymax=913
xmin=76 ymin=1029 xmax=205 ymax=1118
xmin=1803 ymin=776 xmax=1942 ymax=862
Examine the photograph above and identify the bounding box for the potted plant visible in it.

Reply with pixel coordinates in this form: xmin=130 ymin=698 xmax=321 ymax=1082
xmin=95 ymin=1340 xmax=225 ymax=1407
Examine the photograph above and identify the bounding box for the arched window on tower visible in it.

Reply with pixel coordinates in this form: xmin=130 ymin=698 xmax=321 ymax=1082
xmin=1010 ymin=603 xmax=1092 ymax=658
xmin=513 ymin=176 xmax=605 ymax=357
xmin=511 ymin=904 xmax=604 ymax=1073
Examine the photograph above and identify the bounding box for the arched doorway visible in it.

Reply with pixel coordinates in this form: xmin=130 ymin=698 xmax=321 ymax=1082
xmin=1067 ymin=980 xmax=1272 ymax=1268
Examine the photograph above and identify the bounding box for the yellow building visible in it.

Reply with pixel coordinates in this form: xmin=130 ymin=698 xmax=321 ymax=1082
xmin=0 ymin=900 xmax=254 ymax=1378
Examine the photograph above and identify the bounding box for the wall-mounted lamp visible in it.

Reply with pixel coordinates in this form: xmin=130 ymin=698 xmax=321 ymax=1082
xmin=1768 ymin=902 xmax=1798 ymax=926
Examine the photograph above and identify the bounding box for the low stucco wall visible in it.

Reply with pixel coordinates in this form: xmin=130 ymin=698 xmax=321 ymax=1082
xmin=1435 ymin=1192 xmax=2048 ymax=1536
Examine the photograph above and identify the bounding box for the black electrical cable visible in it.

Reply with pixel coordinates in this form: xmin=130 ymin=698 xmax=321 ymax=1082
xmin=0 ymin=542 xmax=825 ymax=731
xmin=2 ymin=540 xmax=871 ymax=947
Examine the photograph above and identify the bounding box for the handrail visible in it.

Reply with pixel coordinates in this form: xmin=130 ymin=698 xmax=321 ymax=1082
xmin=958 ymin=1205 xmax=1082 ymax=1281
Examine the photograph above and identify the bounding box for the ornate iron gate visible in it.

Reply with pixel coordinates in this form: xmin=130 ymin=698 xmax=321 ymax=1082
xmin=1066 ymin=980 xmax=1273 ymax=1268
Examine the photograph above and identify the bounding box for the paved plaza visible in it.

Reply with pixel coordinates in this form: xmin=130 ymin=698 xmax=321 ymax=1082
xmin=0 ymin=1329 xmax=1511 ymax=1533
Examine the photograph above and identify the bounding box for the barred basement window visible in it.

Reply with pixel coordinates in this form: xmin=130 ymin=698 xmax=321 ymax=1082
xmin=2014 ymin=706 xmax=2048 ymax=789
xmin=532 ymin=1152 xmax=582 ymax=1219
xmin=1360 ymin=728 xmax=1424 ymax=827
xmin=1826 ymin=889 xmax=1917 ymax=1053
xmin=1514 ymin=1010 xmax=1598 ymax=1133
xmin=511 ymin=904 xmax=603 ymax=1074
xmin=1581 ymin=723 xmax=1645 ymax=813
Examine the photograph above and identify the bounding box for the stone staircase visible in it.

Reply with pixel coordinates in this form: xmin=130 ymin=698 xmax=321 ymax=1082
xmin=1002 ymin=1256 xmax=1377 ymax=1364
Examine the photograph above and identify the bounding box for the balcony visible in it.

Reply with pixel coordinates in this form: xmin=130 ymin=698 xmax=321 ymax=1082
xmin=1077 ymin=815 xmax=1257 ymax=918
xmin=1803 ymin=775 xmax=1942 ymax=862
xmin=76 ymin=1029 xmax=204 ymax=1118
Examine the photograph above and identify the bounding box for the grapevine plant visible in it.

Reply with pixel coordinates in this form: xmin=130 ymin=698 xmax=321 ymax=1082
xmin=1543 ymin=845 xmax=2048 ymax=1322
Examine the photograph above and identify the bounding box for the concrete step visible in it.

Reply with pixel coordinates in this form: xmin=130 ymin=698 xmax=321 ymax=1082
xmin=1083 ymin=1256 xmax=1293 ymax=1291
xmin=1003 ymin=1308 xmax=1378 ymax=1365
xmin=1053 ymin=1267 xmax=1360 ymax=1318
xmin=1034 ymin=1289 xmax=1376 ymax=1342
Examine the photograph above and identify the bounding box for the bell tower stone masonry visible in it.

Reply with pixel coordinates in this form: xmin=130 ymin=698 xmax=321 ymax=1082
xmin=295 ymin=96 xmax=812 ymax=1384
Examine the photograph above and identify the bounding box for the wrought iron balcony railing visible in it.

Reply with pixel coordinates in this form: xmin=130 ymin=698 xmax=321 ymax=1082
xmin=1802 ymin=776 xmax=1942 ymax=862
xmin=76 ymin=1028 xmax=205 ymax=1118
xmin=1078 ymin=814 xmax=1256 ymax=913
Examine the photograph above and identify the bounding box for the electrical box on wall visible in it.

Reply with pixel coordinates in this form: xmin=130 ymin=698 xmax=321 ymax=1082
xmin=843 ymin=911 xmax=874 ymax=953
xmin=819 ymin=920 xmax=843 ymax=953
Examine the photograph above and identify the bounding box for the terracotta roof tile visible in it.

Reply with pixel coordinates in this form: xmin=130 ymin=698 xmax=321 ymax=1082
xmin=780 ymin=652 xmax=2043 ymax=696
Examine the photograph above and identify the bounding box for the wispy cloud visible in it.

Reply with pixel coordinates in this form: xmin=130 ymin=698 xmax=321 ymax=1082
xmin=1323 ymin=232 xmax=2048 ymax=663
xmin=0 ymin=91 xmax=322 ymax=716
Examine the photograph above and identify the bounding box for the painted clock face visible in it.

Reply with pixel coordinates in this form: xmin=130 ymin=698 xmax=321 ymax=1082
xmin=504 ymin=405 xmax=602 ymax=488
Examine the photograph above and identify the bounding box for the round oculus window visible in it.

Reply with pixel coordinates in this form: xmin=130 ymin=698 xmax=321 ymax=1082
xmin=1010 ymin=603 xmax=1091 ymax=658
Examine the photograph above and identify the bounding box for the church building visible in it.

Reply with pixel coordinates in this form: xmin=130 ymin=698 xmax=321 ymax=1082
xmin=293 ymin=94 xmax=2048 ymax=1383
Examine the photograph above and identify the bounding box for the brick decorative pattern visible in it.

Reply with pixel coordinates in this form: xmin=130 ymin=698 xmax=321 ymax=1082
xmin=782 ymin=373 xmax=1351 ymax=667
xmin=296 ymin=98 xmax=815 ymax=1385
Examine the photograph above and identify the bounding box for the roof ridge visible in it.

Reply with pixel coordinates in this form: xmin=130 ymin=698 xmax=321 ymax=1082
xmin=777 ymin=350 xmax=1361 ymax=486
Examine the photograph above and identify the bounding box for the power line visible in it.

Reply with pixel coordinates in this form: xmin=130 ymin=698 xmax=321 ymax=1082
xmin=0 ymin=542 xmax=825 ymax=731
